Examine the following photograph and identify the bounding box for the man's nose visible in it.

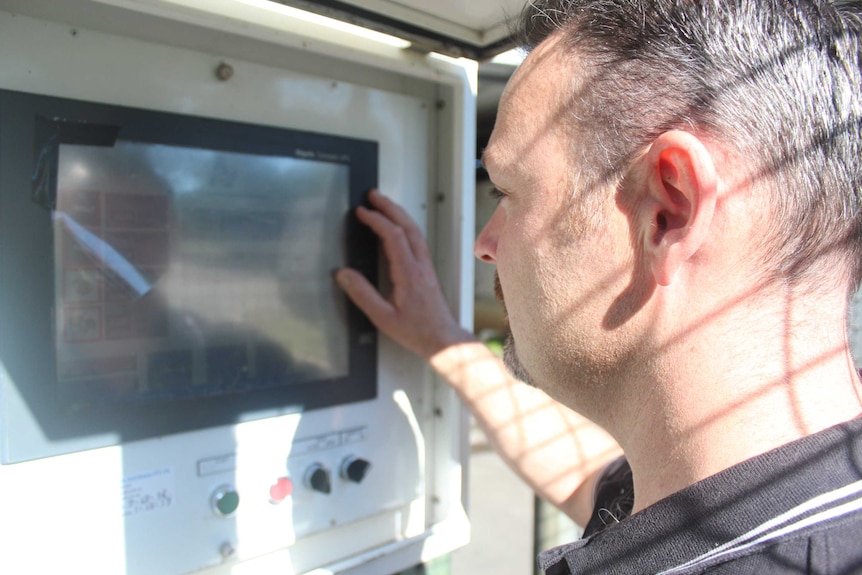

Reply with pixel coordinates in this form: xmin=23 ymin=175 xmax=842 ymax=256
xmin=474 ymin=219 xmax=497 ymax=263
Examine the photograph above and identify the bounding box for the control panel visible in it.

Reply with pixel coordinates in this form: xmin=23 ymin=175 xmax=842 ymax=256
xmin=0 ymin=1 xmax=475 ymax=574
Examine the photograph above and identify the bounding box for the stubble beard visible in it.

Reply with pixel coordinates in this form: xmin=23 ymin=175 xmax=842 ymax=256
xmin=494 ymin=271 xmax=537 ymax=387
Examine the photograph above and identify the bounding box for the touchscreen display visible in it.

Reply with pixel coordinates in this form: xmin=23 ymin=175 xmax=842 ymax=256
xmin=53 ymin=141 xmax=350 ymax=406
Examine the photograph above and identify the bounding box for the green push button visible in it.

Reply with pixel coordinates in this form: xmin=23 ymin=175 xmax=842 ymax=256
xmin=212 ymin=486 xmax=240 ymax=517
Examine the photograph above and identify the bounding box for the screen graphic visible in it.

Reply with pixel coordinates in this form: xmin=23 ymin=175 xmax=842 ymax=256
xmin=54 ymin=142 xmax=350 ymax=407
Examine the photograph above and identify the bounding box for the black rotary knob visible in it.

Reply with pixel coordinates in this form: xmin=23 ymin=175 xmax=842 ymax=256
xmin=341 ymin=456 xmax=372 ymax=483
xmin=306 ymin=463 xmax=332 ymax=494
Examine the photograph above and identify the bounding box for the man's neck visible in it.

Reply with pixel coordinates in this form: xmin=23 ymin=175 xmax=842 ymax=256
xmin=606 ymin=287 xmax=862 ymax=515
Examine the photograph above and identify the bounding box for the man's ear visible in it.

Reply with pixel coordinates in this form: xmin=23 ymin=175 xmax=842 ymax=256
xmin=640 ymin=130 xmax=718 ymax=286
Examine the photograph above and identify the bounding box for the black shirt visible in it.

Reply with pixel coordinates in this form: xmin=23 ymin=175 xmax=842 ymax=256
xmin=538 ymin=416 xmax=862 ymax=574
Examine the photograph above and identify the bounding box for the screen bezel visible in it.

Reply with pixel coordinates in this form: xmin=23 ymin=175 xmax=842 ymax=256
xmin=0 ymin=89 xmax=378 ymax=462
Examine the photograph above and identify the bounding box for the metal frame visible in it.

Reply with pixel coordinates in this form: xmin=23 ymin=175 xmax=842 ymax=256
xmin=270 ymin=0 xmax=520 ymax=60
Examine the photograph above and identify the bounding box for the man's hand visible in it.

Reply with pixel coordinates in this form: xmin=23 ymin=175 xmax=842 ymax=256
xmin=336 ymin=189 xmax=474 ymax=360
xmin=337 ymin=190 xmax=621 ymax=525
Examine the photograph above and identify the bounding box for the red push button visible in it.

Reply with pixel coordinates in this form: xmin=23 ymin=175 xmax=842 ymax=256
xmin=269 ymin=477 xmax=293 ymax=504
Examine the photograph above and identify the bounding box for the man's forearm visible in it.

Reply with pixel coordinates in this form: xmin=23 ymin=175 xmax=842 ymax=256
xmin=429 ymin=340 xmax=622 ymax=526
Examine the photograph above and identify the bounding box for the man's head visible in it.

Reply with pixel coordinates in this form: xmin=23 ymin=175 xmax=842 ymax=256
xmin=477 ymin=0 xmax=862 ymax=412
xmin=516 ymin=0 xmax=862 ymax=290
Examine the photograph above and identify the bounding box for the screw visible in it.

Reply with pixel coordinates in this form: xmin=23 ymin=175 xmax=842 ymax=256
xmin=219 ymin=542 xmax=235 ymax=559
xmin=215 ymin=62 xmax=234 ymax=82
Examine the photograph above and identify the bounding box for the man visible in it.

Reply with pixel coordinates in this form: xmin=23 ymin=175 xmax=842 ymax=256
xmin=337 ymin=0 xmax=862 ymax=573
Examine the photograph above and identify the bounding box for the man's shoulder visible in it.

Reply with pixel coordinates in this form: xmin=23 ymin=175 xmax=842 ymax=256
xmin=538 ymin=417 xmax=862 ymax=575
xmin=705 ymin=510 xmax=862 ymax=574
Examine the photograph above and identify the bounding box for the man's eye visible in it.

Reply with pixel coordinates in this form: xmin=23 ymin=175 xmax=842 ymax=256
xmin=488 ymin=187 xmax=506 ymax=202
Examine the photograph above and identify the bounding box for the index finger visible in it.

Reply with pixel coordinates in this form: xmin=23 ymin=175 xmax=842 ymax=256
xmin=366 ymin=190 xmax=432 ymax=261
xmin=355 ymin=205 xmax=420 ymax=287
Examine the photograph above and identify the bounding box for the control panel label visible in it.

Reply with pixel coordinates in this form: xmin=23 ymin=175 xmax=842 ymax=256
xmin=290 ymin=426 xmax=368 ymax=457
xmin=122 ymin=468 xmax=174 ymax=517
xmin=197 ymin=454 xmax=237 ymax=477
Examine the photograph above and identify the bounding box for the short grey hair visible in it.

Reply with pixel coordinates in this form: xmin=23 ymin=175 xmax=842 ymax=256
xmin=519 ymin=0 xmax=862 ymax=291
